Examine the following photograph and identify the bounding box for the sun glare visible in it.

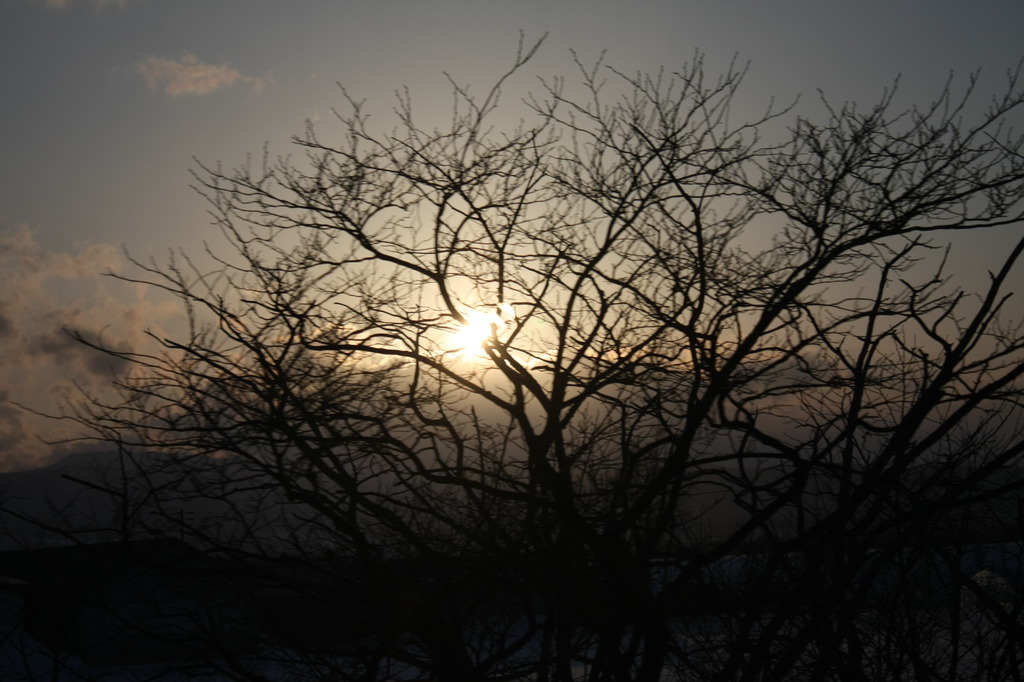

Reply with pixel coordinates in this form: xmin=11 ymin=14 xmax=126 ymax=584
xmin=447 ymin=304 xmax=513 ymax=359
xmin=450 ymin=310 xmax=496 ymax=358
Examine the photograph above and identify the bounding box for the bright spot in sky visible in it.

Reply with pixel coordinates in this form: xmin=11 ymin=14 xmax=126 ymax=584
xmin=448 ymin=304 xmax=514 ymax=358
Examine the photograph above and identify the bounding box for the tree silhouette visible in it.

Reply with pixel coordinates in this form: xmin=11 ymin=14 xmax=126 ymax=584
xmin=59 ymin=39 xmax=1024 ymax=681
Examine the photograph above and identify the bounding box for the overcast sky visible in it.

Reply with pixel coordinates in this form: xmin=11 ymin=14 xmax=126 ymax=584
xmin=1 ymin=0 xmax=1023 ymax=469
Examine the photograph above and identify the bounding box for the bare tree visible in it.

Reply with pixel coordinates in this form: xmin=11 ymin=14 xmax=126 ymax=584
xmin=54 ymin=39 xmax=1024 ymax=681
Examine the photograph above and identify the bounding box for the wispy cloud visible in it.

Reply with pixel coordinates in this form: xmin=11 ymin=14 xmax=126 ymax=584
xmin=137 ymin=53 xmax=271 ymax=97
xmin=0 ymin=226 xmax=181 ymax=470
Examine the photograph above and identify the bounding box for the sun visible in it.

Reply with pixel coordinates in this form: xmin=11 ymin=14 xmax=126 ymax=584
xmin=449 ymin=310 xmax=497 ymax=358
xmin=447 ymin=304 xmax=514 ymax=359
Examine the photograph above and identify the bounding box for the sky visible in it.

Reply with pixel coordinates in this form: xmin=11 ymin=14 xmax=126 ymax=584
xmin=1 ymin=0 xmax=1023 ymax=470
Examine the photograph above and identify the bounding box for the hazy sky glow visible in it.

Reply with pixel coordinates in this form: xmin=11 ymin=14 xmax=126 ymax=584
xmin=1 ymin=0 xmax=1022 ymax=469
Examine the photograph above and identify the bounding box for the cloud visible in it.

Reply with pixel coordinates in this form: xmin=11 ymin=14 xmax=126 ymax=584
xmin=0 ymin=225 xmax=182 ymax=470
xmin=137 ymin=53 xmax=271 ymax=97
